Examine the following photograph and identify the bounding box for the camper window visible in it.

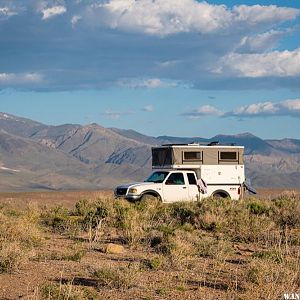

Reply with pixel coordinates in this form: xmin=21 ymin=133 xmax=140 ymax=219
xmin=219 ymin=151 xmax=238 ymax=161
xmin=183 ymin=151 xmax=202 ymax=161
xmin=165 ymin=173 xmax=185 ymax=185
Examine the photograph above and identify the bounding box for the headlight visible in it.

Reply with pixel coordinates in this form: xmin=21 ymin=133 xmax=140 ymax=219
xmin=128 ymin=188 xmax=138 ymax=194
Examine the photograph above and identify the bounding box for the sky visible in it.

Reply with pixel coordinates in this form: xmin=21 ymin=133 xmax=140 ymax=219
xmin=0 ymin=0 xmax=300 ymax=139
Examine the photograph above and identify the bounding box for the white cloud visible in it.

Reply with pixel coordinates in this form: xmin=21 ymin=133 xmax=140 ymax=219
xmin=157 ymin=60 xmax=180 ymax=68
xmin=183 ymin=99 xmax=300 ymax=119
xmin=71 ymin=15 xmax=81 ymax=27
xmin=41 ymin=5 xmax=66 ymax=20
xmin=101 ymin=109 xmax=132 ymax=120
xmin=139 ymin=78 xmax=163 ymax=88
xmin=0 ymin=7 xmax=18 ymax=18
xmin=182 ymin=105 xmax=223 ymax=118
xmin=0 ymin=1 xmax=299 ymax=91
xmin=213 ymin=48 xmax=300 ymax=77
xmin=90 ymin=0 xmax=299 ymax=36
xmin=143 ymin=105 xmax=154 ymax=112
xmin=237 ymin=30 xmax=286 ymax=53
xmin=232 ymin=4 xmax=299 ymax=24
xmin=231 ymin=102 xmax=277 ymax=116
xmin=0 ymin=72 xmax=43 ymax=84
xmin=119 ymin=78 xmax=178 ymax=89
xmin=228 ymin=99 xmax=300 ymax=118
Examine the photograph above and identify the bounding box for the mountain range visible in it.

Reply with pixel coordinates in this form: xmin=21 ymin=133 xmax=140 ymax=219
xmin=0 ymin=112 xmax=300 ymax=191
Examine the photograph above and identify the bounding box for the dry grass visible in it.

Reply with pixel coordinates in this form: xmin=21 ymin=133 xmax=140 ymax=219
xmin=0 ymin=190 xmax=299 ymax=299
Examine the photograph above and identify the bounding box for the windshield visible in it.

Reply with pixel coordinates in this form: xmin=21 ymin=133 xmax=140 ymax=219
xmin=145 ymin=171 xmax=169 ymax=183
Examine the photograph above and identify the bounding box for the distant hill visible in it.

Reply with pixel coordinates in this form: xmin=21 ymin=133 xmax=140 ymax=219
xmin=0 ymin=112 xmax=299 ymax=191
xmin=0 ymin=112 xmax=48 ymax=137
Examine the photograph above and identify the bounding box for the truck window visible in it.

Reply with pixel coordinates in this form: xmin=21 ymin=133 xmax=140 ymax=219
xmin=187 ymin=173 xmax=197 ymax=185
xmin=145 ymin=171 xmax=169 ymax=183
xmin=165 ymin=173 xmax=185 ymax=185
xmin=183 ymin=151 xmax=202 ymax=161
xmin=219 ymin=151 xmax=238 ymax=161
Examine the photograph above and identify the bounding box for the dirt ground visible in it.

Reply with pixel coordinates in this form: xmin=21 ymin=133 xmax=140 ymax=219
xmin=0 ymin=232 xmax=249 ymax=300
xmin=0 ymin=190 xmax=113 ymax=209
xmin=0 ymin=189 xmax=299 ymax=300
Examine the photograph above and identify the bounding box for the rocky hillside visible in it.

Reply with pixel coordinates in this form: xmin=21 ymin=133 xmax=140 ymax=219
xmin=0 ymin=112 xmax=299 ymax=191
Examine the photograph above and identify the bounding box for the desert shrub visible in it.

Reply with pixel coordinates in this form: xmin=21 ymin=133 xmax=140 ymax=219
xmin=0 ymin=207 xmax=43 ymax=273
xmin=41 ymin=205 xmax=70 ymax=233
xmin=196 ymin=211 xmax=222 ymax=231
xmin=114 ymin=200 xmax=163 ymax=247
xmin=243 ymin=258 xmax=300 ymax=299
xmin=227 ymin=210 xmax=276 ymax=243
xmin=277 ymin=190 xmax=300 ymax=201
xmin=119 ymin=207 xmax=145 ymax=247
xmin=94 ymin=265 xmax=137 ymax=289
xmin=63 ymin=244 xmax=86 ymax=262
xmin=135 ymin=196 xmax=162 ymax=213
xmin=155 ymin=288 xmax=168 ymax=296
xmin=74 ymin=199 xmax=94 ymax=217
xmin=73 ymin=199 xmax=112 ymax=230
xmin=192 ymin=198 xmax=232 ymax=232
xmin=271 ymin=197 xmax=300 ymax=229
xmin=170 ymin=202 xmax=197 ymax=225
xmin=157 ymin=230 xmax=197 ymax=269
xmin=252 ymin=249 xmax=284 ymax=264
xmin=145 ymin=204 xmax=174 ymax=229
xmin=24 ymin=202 xmax=42 ymax=224
xmin=114 ymin=200 xmax=131 ymax=229
xmin=159 ymin=224 xmax=176 ymax=238
xmin=0 ymin=212 xmax=42 ymax=246
xmin=145 ymin=255 xmax=166 ymax=270
xmin=247 ymin=201 xmax=269 ymax=215
xmin=146 ymin=229 xmax=164 ymax=248
xmin=40 ymin=282 xmax=97 ymax=300
xmin=0 ymin=241 xmax=27 ymax=273
xmin=197 ymin=236 xmax=233 ymax=261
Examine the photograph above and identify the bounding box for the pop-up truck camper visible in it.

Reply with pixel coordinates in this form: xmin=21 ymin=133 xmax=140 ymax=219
xmin=115 ymin=142 xmax=256 ymax=203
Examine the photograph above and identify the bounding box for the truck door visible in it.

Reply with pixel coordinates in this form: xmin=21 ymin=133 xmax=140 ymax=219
xmin=162 ymin=172 xmax=189 ymax=202
xmin=187 ymin=172 xmax=199 ymax=201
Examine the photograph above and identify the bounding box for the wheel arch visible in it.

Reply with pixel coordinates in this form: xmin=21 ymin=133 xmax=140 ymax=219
xmin=212 ymin=189 xmax=231 ymax=199
xmin=140 ymin=189 xmax=162 ymax=200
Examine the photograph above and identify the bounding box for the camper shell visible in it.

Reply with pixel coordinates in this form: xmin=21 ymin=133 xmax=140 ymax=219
xmin=152 ymin=143 xmax=244 ymax=168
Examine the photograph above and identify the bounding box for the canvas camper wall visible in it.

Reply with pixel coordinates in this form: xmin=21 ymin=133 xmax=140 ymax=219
xmin=152 ymin=145 xmax=244 ymax=168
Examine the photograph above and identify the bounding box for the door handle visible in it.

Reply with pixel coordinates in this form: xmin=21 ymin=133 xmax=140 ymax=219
xmin=182 ymin=187 xmax=187 ymax=189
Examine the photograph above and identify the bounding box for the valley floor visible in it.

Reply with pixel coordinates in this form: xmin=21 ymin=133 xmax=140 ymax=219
xmin=0 ymin=190 xmax=299 ymax=300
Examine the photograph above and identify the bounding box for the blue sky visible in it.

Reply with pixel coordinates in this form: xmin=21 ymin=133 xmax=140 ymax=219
xmin=0 ymin=0 xmax=300 ymax=139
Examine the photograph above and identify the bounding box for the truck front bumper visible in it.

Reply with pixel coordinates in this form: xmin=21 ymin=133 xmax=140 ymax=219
xmin=125 ymin=194 xmax=142 ymax=201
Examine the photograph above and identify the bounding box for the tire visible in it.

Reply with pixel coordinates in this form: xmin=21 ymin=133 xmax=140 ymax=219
xmin=141 ymin=194 xmax=157 ymax=201
xmin=212 ymin=191 xmax=230 ymax=199
xmin=140 ymin=194 xmax=160 ymax=203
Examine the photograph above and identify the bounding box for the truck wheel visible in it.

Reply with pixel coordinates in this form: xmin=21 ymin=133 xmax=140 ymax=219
xmin=212 ymin=191 xmax=230 ymax=199
xmin=140 ymin=194 xmax=160 ymax=202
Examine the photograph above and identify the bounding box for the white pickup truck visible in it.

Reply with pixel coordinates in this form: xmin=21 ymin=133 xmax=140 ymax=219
xmin=114 ymin=168 xmax=245 ymax=202
xmin=115 ymin=170 xmax=200 ymax=203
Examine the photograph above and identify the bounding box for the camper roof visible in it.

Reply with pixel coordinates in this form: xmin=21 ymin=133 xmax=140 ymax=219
xmin=161 ymin=142 xmax=244 ymax=148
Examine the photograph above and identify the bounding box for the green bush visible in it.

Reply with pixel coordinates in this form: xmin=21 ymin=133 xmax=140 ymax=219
xmin=247 ymin=202 xmax=269 ymax=215
xmin=41 ymin=205 xmax=70 ymax=233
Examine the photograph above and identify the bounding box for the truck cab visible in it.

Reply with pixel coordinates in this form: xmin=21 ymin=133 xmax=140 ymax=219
xmin=115 ymin=170 xmax=199 ymax=203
